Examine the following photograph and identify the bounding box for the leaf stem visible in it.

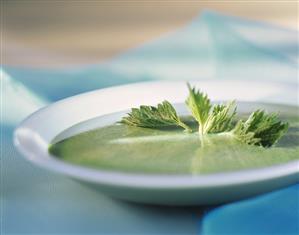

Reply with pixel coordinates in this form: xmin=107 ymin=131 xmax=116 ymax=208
xmin=198 ymin=125 xmax=205 ymax=147
xmin=178 ymin=121 xmax=192 ymax=133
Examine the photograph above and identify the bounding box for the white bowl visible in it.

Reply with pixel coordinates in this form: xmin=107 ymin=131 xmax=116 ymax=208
xmin=14 ymin=80 xmax=299 ymax=205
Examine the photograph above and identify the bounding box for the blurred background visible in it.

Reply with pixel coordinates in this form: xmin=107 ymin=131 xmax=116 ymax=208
xmin=2 ymin=1 xmax=298 ymax=69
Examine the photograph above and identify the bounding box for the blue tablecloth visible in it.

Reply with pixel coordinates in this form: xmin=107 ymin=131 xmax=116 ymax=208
xmin=1 ymin=11 xmax=298 ymax=234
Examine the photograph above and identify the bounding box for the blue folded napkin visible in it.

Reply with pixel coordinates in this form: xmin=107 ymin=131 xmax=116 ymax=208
xmin=202 ymin=183 xmax=299 ymax=235
xmin=2 ymin=10 xmax=298 ymax=234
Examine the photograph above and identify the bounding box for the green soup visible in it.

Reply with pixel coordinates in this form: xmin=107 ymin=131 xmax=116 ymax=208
xmin=49 ymin=103 xmax=299 ymax=175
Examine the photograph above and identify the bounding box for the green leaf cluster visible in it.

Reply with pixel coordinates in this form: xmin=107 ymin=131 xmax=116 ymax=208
xmin=231 ymin=110 xmax=289 ymax=147
xmin=121 ymin=84 xmax=289 ymax=147
xmin=120 ymin=101 xmax=192 ymax=132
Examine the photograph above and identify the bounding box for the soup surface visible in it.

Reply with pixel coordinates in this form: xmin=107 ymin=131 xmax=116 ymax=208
xmin=49 ymin=103 xmax=299 ymax=174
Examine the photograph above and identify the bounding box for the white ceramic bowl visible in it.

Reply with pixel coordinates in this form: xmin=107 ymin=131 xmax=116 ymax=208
xmin=14 ymin=80 xmax=299 ymax=205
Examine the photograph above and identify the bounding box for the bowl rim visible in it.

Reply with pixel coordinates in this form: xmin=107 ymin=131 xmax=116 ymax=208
xmin=13 ymin=79 xmax=299 ymax=189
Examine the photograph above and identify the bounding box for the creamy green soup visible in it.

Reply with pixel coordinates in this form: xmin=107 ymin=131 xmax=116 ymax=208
xmin=49 ymin=103 xmax=299 ymax=174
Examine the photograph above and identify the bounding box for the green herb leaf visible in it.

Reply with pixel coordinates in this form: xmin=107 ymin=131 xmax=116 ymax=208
xmin=205 ymin=101 xmax=237 ymax=134
xmin=186 ymin=84 xmax=236 ymax=135
xmin=230 ymin=120 xmax=260 ymax=145
xmin=120 ymin=100 xmax=192 ymax=132
xmin=231 ymin=110 xmax=289 ymax=147
xmin=186 ymin=83 xmax=211 ymax=134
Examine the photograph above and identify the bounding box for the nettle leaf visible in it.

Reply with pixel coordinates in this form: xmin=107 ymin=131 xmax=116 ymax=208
xmin=185 ymin=83 xmax=211 ymax=133
xmin=204 ymin=101 xmax=237 ymax=134
xmin=186 ymin=84 xmax=236 ymax=135
xmin=121 ymin=101 xmax=192 ymax=132
xmin=231 ymin=110 xmax=289 ymax=147
xmin=231 ymin=120 xmax=260 ymax=146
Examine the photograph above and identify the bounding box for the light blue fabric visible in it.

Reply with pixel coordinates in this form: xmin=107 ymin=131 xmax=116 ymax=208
xmin=202 ymin=184 xmax=299 ymax=235
xmin=1 ymin=10 xmax=298 ymax=234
